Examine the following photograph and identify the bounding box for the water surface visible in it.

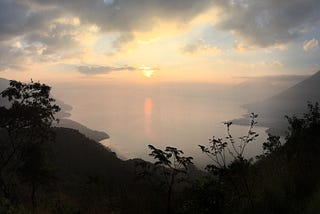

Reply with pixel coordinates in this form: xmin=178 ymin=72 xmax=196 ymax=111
xmin=53 ymin=82 xmax=267 ymax=168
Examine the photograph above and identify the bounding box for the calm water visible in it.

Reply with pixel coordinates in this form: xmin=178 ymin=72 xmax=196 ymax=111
xmin=52 ymin=82 xmax=267 ymax=168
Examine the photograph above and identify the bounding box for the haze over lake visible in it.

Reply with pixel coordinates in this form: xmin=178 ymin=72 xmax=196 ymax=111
xmin=53 ymin=81 xmax=268 ymax=167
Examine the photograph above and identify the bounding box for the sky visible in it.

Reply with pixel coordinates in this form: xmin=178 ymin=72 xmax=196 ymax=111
xmin=0 ymin=0 xmax=319 ymax=84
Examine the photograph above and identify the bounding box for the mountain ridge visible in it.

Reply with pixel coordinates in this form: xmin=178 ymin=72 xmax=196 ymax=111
xmin=233 ymin=70 xmax=320 ymax=135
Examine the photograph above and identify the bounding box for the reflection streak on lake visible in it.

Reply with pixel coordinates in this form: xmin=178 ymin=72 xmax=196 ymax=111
xmin=52 ymin=83 xmax=268 ymax=168
xmin=144 ymin=97 xmax=154 ymax=139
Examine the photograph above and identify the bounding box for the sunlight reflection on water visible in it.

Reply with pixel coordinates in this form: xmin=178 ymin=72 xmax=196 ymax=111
xmin=53 ymin=83 xmax=268 ymax=169
xmin=144 ymin=97 xmax=154 ymax=139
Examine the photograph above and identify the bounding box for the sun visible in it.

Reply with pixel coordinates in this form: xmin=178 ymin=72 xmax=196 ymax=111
xmin=144 ymin=69 xmax=154 ymax=78
xmin=142 ymin=67 xmax=155 ymax=78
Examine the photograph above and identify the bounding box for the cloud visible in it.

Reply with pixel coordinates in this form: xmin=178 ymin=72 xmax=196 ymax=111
xmin=0 ymin=0 xmax=214 ymax=67
xmin=77 ymin=65 xmax=136 ymax=75
xmin=112 ymin=33 xmax=134 ymax=51
xmin=29 ymin=0 xmax=213 ymax=33
xmin=24 ymin=23 xmax=78 ymax=56
xmin=0 ymin=19 xmax=84 ymax=71
xmin=1 ymin=0 xmax=319 ymax=51
xmin=263 ymin=60 xmax=283 ymax=68
xmin=103 ymin=0 xmax=115 ymax=5
xmin=303 ymin=38 xmax=319 ymax=51
xmin=0 ymin=0 xmax=213 ymax=41
xmin=3 ymin=0 xmax=319 ymax=50
xmin=1 ymin=0 xmax=319 ymax=74
xmin=0 ymin=1 xmax=83 ymax=67
xmin=0 ymin=41 xmax=29 ymax=71
xmin=214 ymin=0 xmax=320 ymax=47
xmin=233 ymin=41 xmax=288 ymax=52
xmin=0 ymin=0 xmax=60 ymax=41
xmin=182 ymin=39 xmax=221 ymax=56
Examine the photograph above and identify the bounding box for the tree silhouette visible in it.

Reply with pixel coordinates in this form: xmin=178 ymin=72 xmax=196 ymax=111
xmin=198 ymin=113 xmax=259 ymax=209
xmin=199 ymin=113 xmax=258 ymax=175
xmin=136 ymin=145 xmax=193 ymax=214
xmin=0 ymin=80 xmax=60 ymax=209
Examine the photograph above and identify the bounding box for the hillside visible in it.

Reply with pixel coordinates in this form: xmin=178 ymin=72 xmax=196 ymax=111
xmin=51 ymin=128 xmax=123 ymax=177
xmin=233 ymin=71 xmax=320 ymax=135
xmin=230 ymin=74 xmax=308 ymax=104
xmin=0 ymin=126 xmax=166 ymax=213
xmin=53 ymin=119 xmax=109 ymax=142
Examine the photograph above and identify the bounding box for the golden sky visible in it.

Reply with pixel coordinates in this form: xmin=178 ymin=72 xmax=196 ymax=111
xmin=0 ymin=0 xmax=319 ymax=84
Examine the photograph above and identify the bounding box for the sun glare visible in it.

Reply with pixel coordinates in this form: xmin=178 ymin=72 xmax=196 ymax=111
xmin=142 ymin=67 xmax=155 ymax=78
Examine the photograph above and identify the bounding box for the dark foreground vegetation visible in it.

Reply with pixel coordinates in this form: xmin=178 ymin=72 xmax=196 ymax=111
xmin=0 ymin=80 xmax=320 ymax=213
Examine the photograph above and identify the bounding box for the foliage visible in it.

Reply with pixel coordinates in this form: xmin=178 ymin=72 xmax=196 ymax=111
xmin=0 ymin=80 xmax=60 ymax=130
xmin=256 ymin=134 xmax=281 ymax=160
xmin=183 ymin=102 xmax=320 ymax=214
xmin=179 ymin=177 xmax=225 ymax=214
xmin=199 ymin=113 xmax=259 ymax=175
xmin=286 ymin=102 xmax=320 ymax=132
xmin=0 ymin=80 xmax=60 ymax=210
xmin=136 ymin=145 xmax=193 ymax=214
xmin=148 ymin=145 xmax=193 ymax=172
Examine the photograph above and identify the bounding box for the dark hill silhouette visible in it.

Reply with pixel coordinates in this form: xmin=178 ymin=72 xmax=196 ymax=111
xmin=51 ymin=127 xmax=129 ymax=179
xmin=0 ymin=126 xmax=166 ymax=213
xmin=233 ymin=71 xmax=320 ymax=135
xmin=48 ymin=127 xmax=205 ymax=213
xmin=54 ymin=119 xmax=109 ymax=142
xmin=50 ymin=128 xmax=192 ymax=213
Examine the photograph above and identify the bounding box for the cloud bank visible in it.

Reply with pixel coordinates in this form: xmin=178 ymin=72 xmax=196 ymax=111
xmin=303 ymin=38 xmax=319 ymax=51
xmin=0 ymin=0 xmax=213 ymax=71
xmin=0 ymin=0 xmax=319 ymax=74
xmin=77 ymin=65 xmax=136 ymax=75
xmin=214 ymin=0 xmax=320 ymax=47
xmin=2 ymin=0 xmax=317 ymax=48
xmin=182 ymin=39 xmax=221 ymax=56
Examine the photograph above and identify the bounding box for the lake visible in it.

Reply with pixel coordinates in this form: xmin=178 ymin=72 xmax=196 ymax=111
xmin=52 ymin=81 xmax=268 ymax=168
